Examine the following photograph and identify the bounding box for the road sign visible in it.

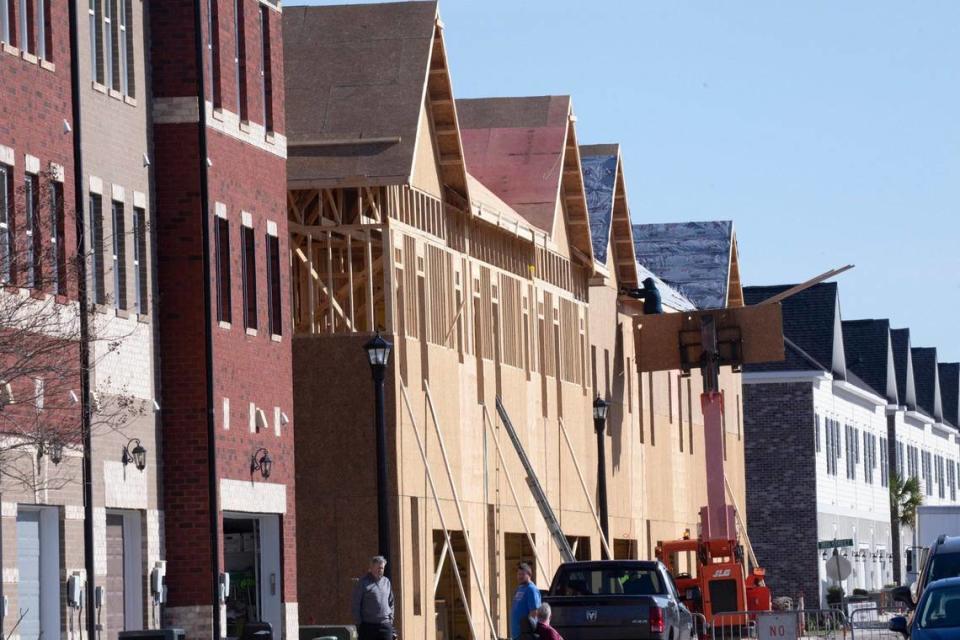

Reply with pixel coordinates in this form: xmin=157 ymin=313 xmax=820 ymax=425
xmin=825 ymin=555 xmax=852 ymax=581
xmin=757 ymin=613 xmax=797 ymax=640
xmin=817 ymin=538 xmax=854 ymax=549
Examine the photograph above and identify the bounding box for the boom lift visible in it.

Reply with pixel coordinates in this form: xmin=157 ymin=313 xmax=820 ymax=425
xmin=629 ymin=266 xmax=852 ymax=628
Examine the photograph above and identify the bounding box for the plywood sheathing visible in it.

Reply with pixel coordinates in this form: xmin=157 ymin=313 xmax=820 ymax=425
xmin=284 ymin=0 xmax=467 ymax=208
xmin=457 ymin=96 xmax=595 ymax=267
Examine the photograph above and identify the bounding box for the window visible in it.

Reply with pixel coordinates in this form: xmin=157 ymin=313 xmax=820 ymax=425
xmin=103 ymin=0 xmax=113 ymax=89
xmin=89 ymin=194 xmax=105 ymax=304
xmin=133 ymin=207 xmax=147 ymax=314
xmin=24 ymin=173 xmax=39 ymax=288
xmin=266 ymin=232 xmax=281 ymax=336
xmin=208 ymin=0 xmax=221 ymax=107
xmin=234 ymin=0 xmax=247 ymax=119
xmin=825 ymin=419 xmax=839 ymax=476
xmin=1 ymin=0 xmax=9 ymax=44
xmin=214 ymin=216 xmax=231 ymax=323
xmin=117 ymin=0 xmax=131 ymax=95
xmin=50 ymin=182 xmax=65 ymax=294
xmin=241 ymin=224 xmax=256 ymax=330
xmin=18 ymin=0 xmax=30 ymax=54
xmin=35 ymin=0 xmax=45 ymax=60
xmin=815 ymin=415 xmax=821 ymax=453
xmin=258 ymin=5 xmax=272 ymax=130
xmin=89 ymin=0 xmax=103 ymax=83
xmin=0 ymin=164 xmax=10 ymax=282
xmin=880 ymin=437 xmax=889 ymax=488
xmin=111 ymin=200 xmax=126 ymax=309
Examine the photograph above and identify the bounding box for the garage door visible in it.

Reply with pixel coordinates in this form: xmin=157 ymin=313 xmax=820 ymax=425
xmin=17 ymin=510 xmax=41 ymax=640
xmin=105 ymin=514 xmax=126 ymax=640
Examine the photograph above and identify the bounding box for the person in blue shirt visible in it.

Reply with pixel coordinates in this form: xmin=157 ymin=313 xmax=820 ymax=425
xmin=511 ymin=562 xmax=542 ymax=639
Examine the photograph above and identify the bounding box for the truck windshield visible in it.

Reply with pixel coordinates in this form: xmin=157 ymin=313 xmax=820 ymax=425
xmin=554 ymin=568 xmax=665 ymax=596
xmin=929 ymin=554 xmax=960 ymax=583
xmin=919 ymin=585 xmax=960 ymax=629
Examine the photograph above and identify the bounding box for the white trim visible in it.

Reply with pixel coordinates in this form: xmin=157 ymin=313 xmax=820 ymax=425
xmin=133 ymin=191 xmax=146 ymax=209
xmin=833 ymin=379 xmax=887 ymax=408
xmin=249 ymin=402 xmax=256 ymax=433
xmin=0 ymin=145 xmax=14 ymax=166
xmin=205 ymin=101 xmax=287 ymax=159
xmin=266 ymin=220 xmax=278 ymax=237
xmin=49 ymin=163 xmax=64 ymax=183
xmin=223 ymin=397 xmax=230 ymax=430
xmin=215 ymin=202 xmax=228 ymax=219
xmin=273 ymin=406 xmax=281 ymax=437
xmin=220 ymin=481 xmax=287 ymax=514
xmin=112 ymin=184 xmax=126 ymax=203
xmin=241 ymin=211 xmax=253 ymax=228
xmin=742 ymin=370 xmax=830 ymax=384
xmin=24 ymin=154 xmax=39 ymax=174
xmin=89 ymin=176 xmax=103 ymax=195
xmin=906 ymin=410 xmax=935 ymax=426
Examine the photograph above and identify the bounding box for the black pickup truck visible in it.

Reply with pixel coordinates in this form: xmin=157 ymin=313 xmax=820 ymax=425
xmin=543 ymin=560 xmax=696 ymax=640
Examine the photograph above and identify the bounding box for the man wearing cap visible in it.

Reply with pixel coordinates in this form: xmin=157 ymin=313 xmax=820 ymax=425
xmin=510 ymin=562 xmax=541 ymax=640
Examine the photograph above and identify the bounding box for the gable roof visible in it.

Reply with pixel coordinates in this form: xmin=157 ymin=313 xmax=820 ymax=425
xmin=283 ymin=1 xmax=470 ymax=205
xmin=912 ymin=347 xmax=943 ymax=421
xmin=842 ymin=319 xmax=898 ymax=404
xmin=456 ymin=95 xmax=595 ymax=264
xmin=938 ymin=363 xmax=960 ymax=428
xmin=633 ymin=221 xmax=743 ymax=309
xmin=744 ymin=282 xmax=844 ymax=376
xmin=580 ymin=143 xmax=639 ymax=288
xmin=890 ymin=329 xmax=918 ymax=410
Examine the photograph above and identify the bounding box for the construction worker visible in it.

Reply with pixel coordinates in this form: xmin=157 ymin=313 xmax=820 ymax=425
xmin=622 ymin=277 xmax=663 ymax=315
xmin=352 ymin=556 xmax=396 ymax=640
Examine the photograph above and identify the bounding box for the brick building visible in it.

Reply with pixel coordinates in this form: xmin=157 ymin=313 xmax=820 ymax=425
xmin=0 ymin=1 xmax=83 ymax=638
xmin=742 ymin=283 xmax=960 ymax=605
xmin=149 ymin=1 xmax=296 ymax=638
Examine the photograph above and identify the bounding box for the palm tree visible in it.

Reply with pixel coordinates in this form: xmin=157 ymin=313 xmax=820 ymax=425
xmin=890 ymin=472 xmax=923 ymax=583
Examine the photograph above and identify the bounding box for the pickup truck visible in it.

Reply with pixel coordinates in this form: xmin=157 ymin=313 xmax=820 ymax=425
xmin=543 ymin=560 xmax=697 ymax=640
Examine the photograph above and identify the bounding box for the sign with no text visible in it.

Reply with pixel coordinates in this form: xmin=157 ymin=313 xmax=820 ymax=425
xmin=757 ymin=613 xmax=797 ymax=640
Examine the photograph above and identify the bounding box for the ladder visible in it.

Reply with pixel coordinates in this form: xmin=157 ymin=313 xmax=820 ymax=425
xmin=495 ymin=397 xmax=575 ymax=563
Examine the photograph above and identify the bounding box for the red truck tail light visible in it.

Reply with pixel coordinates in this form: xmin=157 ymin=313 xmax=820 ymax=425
xmin=650 ymin=606 xmax=665 ymax=634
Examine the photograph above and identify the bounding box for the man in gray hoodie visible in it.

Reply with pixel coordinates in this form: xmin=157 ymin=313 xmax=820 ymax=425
xmin=352 ymin=556 xmax=395 ymax=640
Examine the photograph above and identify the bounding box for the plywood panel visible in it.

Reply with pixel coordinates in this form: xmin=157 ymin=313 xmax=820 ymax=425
xmin=633 ymin=304 xmax=784 ymax=373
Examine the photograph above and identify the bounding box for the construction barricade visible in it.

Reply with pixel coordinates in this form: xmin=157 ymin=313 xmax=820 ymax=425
xmin=848 ymin=606 xmax=910 ymax=640
xmin=709 ymin=609 xmax=848 ymax=640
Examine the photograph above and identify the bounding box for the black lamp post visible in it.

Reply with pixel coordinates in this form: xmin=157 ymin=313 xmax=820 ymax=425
xmin=364 ymin=332 xmax=393 ymax=577
xmin=593 ymin=395 xmax=610 ymax=559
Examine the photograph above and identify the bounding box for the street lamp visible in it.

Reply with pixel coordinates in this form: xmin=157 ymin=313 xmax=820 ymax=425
xmin=364 ymin=332 xmax=393 ymax=577
xmin=250 ymin=448 xmax=273 ymax=479
xmin=593 ymin=395 xmax=610 ymax=559
xmin=122 ymin=438 xmax=147 ymax=471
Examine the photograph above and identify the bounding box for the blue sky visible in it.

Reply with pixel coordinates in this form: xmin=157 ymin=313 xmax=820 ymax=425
xmin=297 ymin=1 xmax=960 ymax=361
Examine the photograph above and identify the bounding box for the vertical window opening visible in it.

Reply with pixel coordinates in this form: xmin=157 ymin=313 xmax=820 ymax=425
xmin=25 ymin=173 xmax=40 ymax=288
xmin=215 ymin=216 xmax=231 ymax=323
xmin=0 ymin=164 xmax=10 ymax=283
xmin=259 ymin=5 xmax=272 ymax=131
xmin=111 ymin=200 xmax=126 ymax=309
xmin=35 ymin=0 xmax=44 ymax=59
xmin=103 ymin=0 xmax=113 ymax=89
xmin=241 ymin=224 xmax=256 ymax=330
xmin=117 ymin=0 xmax=129 ymax=95
xmin=266 ymin=232 xmax=281 ymax=336
xmin=208 ymin=0 xmax=221 ymax=107
xmin=50 ymin=181 xmax=65 ymax=294
xmin=234 ymin=0 xmax=247 ymax=120
xmin=1 ymin=0 xmax=10 ymax=45
xmin=89 ymin=194 xmax=105 ymax=304
xmin=133 ymin=207 xmax=147 ymax=314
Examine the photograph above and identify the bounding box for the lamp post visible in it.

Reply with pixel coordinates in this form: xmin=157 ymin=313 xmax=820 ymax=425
xmin=593 ymin=395 xmax=610 ymax=559
xmin=364 ymin=332 xmax=393 ymax=577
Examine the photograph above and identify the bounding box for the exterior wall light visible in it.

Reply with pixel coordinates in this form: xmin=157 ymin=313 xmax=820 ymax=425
xmin=251 ymin=447 xmax=272 ymax=479
xmin=122 ymin=438 xmax=147 ymax=471
xmin=48 ymin=437 xmax=64 ymax=465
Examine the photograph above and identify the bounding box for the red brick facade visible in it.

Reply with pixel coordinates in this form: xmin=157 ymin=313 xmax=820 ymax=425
xmin=150 ymin=0 xmax=296 ymax=635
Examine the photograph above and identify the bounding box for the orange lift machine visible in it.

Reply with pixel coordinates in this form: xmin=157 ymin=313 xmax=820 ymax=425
xmin=630 ymin=299 xmax=784 ymax=627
